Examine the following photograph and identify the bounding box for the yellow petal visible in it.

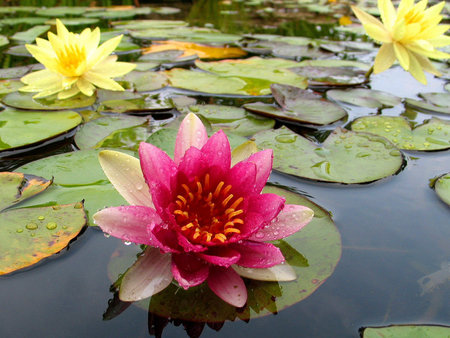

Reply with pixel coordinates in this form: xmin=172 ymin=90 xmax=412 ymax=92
xmin=393 ymin=42 xmax=410 ymax=70
xmin=373 ymin=43 xmax=396 ymax=73
xmin=397 ymin=0 xmax=414 ymax=18
xmin=55 ymin=19 xmax=70 ymax=41
xmin=351 ymin=6 xmax=385 ymax=30
xmin=25 ymin=44 xmax=59 ymax=72
xmin=35 ymin=38 xmax=54 ymax=52
xmin=87 ymin=35 xmax=122 ymax=69
xmin=76 ymin=77 xmax=95 ymax=96
xmin=407 ymin=51 xmax=427 ymax=84
xmin=429 ymin=35 xmax=450 ymax=47
xmin=420 ymin=24 xmax=450 ymax=41
xmin=407 ymin=42 xmax=450 ymax=59
xmin=84 ymin=27 xmax=100 ymax=58
xmin=82 ymin=71 xmax=124 ymax=91
xmin=20 ymin=69 xmax=59 ymax=85
xmin=414 ymin=53 xmax=441 ymax=76
xmin=57 ymin=85 xmax=81 ymax=100
xmin=378 ymin=0 xmax=396 ymax=28
xmin=392 ymin=19 xmax=406 ymax=41
xmin=91 ymin=58 xmax=136 ymax=77
xmin=364 ymin=23 xmax=392 ymax=42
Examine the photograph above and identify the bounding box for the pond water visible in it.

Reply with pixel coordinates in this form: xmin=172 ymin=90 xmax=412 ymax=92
xmin=0 ymin=1 xmax=449 ymax=337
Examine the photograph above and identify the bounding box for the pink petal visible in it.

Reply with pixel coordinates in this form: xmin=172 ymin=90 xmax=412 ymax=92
xmin=139 ymin=142 xmax=177 ymax=192
xmin=242 ymin=149 xmax=273 ymax=193
xmin=200 ymin=130 xmax=231 ymax=171
xmin=226 ymin=161 xmax=256 ymax=197
xmin=231 ymin=241 xmax=285 ymax=268
xmin=148 ymin=223 xmax=181 ymax=253
xmin=249 ymin=204 xmax=314 ymax=242
xmin=196 ymin=247 xmax=241 ymax=267
xmin=171 ymin=253 xmax=209 ymax=289
xmin=93 ymin=206 xmax=160 ymax=245
xmin=119 ymin=246 xmax=172 ymax=302
xmin=175 ymin=231 xmax=207 ymax=253
xmin=177 ymin=146 xmax=208 ymax=181
xmin=174 ymin=113 xmax=208 ymax=165
xmin=207 ymin=266 xmax=247 ymax=307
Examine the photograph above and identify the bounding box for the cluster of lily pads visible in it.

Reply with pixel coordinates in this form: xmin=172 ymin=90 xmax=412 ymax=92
xmin=0 ymin=1 xmax=449 ymax=331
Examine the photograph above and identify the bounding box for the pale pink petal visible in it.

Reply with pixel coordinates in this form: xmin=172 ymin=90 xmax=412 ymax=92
xmin=148 ymin=223 xmax=181 ymax=253
xmin=207 ymin=266 xmax=247 ymax=307
xmin=93 ymin=206 xmax=160 ymax=245
xmin=249 ymin=204 xmax=314 ymax=242
xmin=119 ymin=246 xmax=172 ymax=302
xmin=226 ymin=161 xmax=256 ymax=197
xmin=241 ymin=149 xmax=273 ymax=193
xmin=171 ymin=253 xmax=209 ymax=289
xmin=174 ymin=113 xmax=208 ymax=165
xmin=196 ymin=247 xmax=241 ymax=267
xmin=231 ymin=241 xmax=285 ymax=268
xmin=139 ymin=142 xmax=178 ymax=192
xmin=232 ymin=263 xmax=296 ymax=282
xmin=200 ymin=130 xmax=231 ymax=171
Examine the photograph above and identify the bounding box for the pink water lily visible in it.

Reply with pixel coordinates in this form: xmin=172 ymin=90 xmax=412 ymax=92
xmin=94 ymin=113 xmax=314 ymax=307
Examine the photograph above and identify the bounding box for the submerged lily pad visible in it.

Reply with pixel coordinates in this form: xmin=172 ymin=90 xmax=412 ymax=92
xmin=16 ymin=149 xmax=130 ymax=225
xmin=362 ymin=325 xmax=450 ymax=338
xmin=432 ymin=173 xmax=450 ymax=206
xmin=107 ymin=185 xmax=341 ymax=321
xmin=253 ymin=126 xmax=404 ymax=183
xmin=0 ymin=108 xmax=81 ymax=153
xmin=405 ymin=92 xmax=450 ymax=115
xmin=351 ymin=116 xmax=450 ymax=151
xmin=2 ymin=91 xmax=96 ymax=110
xmin=244 ymin=84 xmax=347 ymax=125
xmin=0 ymin=172 xmax=86 ymax=275
xmin=327 ymin=88 xmax=401 ymax=108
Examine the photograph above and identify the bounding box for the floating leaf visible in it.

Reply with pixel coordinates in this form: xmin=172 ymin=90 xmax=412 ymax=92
xmin=0 ymin=65 xmax=40 ymax=79
xmin=362 ymin=325 xmax=450 ymax=338
xmin=16 ymin=150 xmax=130 ymax=225
xmin=36 ymin=7 xmax=88 ymax=17
xmin=107 ymin=185 xmax=341 ymax=321
xmin=111 ymin=19 xmax=188 ymax=30
xmin=253 ymin=126 xmax=404 ymax=183
xmin=0 ymin=108 xmax=81 ymax=153
xmin=289 ymin=66 xmax=367 ymax=86
xmin=118 ymin=71 xmax=169 ymax=92
xmin=11 ymin=25 xmax=50 ymax=43
xmin=0 ymin=172 xmax=86 ymax=275
xmin=44 ymin=18 xmax=100 ymax=26
xmin=97 ymin=95 xmax=173 ymax=114
xmin=327 ymin=88 xmax=401 ymax=108
xmin=351 ymin=116 xmax=450 ymax=151
xmin=2 ymin=91 xmax=96 ymax=110
xmin=0 ymin=17 xmax=49 ymax=26
xmin=0 ymin=80 xmax=23 ymax=96
xmin=245 ymin=84 xmax=347 ymax=125
xmin=0 ymin=34 xmax=8 ymax=47
xmin=432 ymin=173 xmax=450 ymax=206
xmin=405 ymin=92 xmax=450 ymax=115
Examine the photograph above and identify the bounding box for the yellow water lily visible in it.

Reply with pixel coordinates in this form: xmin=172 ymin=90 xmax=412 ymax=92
xmin=351 ymin=0 xmax=450 ymax=84
xmin=20 ymin=19 xmax=135 ymax=99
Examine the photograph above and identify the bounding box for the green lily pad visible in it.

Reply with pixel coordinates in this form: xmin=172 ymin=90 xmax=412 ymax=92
xmin=405 ymin=92 xmax=450 ymax=115
xmin=195 ymin=57 xmax=308 ymax=90
xmin=36 ymin=7 xmax=88 ymax=17
xmin=0 ymin=80 xmax=23 ymax=95
xmin=85 ymin=9 xmax=141 ymax=20
xmin=118 ymin=71 xmax=169 ymax=92
xmin=0 ymin=108 xmax=81 ymax=152
xmin=362 ymin=325 xmax=450 ymax=338
xmin=5 ymin=45 xmax=31 ymax=57
xmin=138 ymin=49 xmax=196 ymax=64
xmin=253 ymin=126 xmax=404 ymax=183
xmin=75 ymin=115 xmax=151 ymax=150
xmin=99 ymin=32 xmax=140 ymax=53
xmin=44 ymin=18 xmax=100 ymax=26
xmin=289 ymin=66 xmax=367 ymax=86
xmin=0 ymin=172 xmax=86 ymax=275
xmin=433 ymin=173 xmax=450 ymax=206
xmin=296 ymin=59 xmax=370 ymax=70
xmin=15 ymin=149 xmax=130 ymax=225
xmin=351 ymin=116 xmax=450 ymax=151
xmin=0 ymin=34 xmax=8 ymax=47
xmin=11 ymin=25 xmax=50 ymax=43
xmin=97 ymin=95 xmax=173 ymax=114
xmin=111 ymin=20 xmax=188 ymax=30
xmin=97 ymin=126 xmax=152 ymax=152
xmin=244 ymin=84 xmax=347 ymax=125
xmin=0 ymin=65 xmax=40 ymax=79
xmin=107 ymin=185 xmax=341 ymax=321
xmin=327 ymin=88 xmax=401 ymax=108
xmin=178 ymin=104 xmax=275 ymax=136
xmin=153 ymin=7 xmax=181 ymax=15
xmin=0 ymin=17 xmax=49 ymax=26
xmin=2 ymin=91 xmax=96 ymax=110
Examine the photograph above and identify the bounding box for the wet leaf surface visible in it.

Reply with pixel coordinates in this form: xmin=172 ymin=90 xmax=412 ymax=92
xmin=327 ymin=88 xmax=401 ymax=108
xmin=362 ymin=325 xmax=450 ymax=338
xmin=433 ymin=173 xmax=450 ymax=206
xmin=2 ymin=91 xmax=96 ymax=110
xmin=405 ymin=92 xmax=450 ymax=115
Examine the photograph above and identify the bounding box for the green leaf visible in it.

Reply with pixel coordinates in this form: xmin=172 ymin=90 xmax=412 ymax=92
xmin=2 ymin=91 xmax=96 ymax=110
xmin=118 ymin=71 xmax=169 ymax=92
xmin=0 ymin=34 xmax=8 ymax=47
xmin=433 ymin=173 xmax=450 ymax=206
xmin=327 ymin=88 xmax=401 ymax=108
xmin=405 ymin=92 xmax=450 ymax=115
xmin=362 ymin=325 xmax=450 ymax=338
xmin=253 ymin=126 xmax=404 ymax=183
xmin=36 ymin=7 xmax=88 ymax=17
xmin=0 ymin=108 xmax=82 ymax=152
xmin=351 ymin=116 xmax=450 ymax=151
xmin=97 ymin=95 xmax=173 ymax=114
xmin=0 ymin=80 xmax=23 ymax=96
xmin=44 ymin=18 xmax=100 ymax=26
xmin=289 ymin=66 xmax=367 ymax=86
xmin=0 ymin=65 xmax=38 ymax=80
xmin=11 ymin=25 xmax=50 ymax=43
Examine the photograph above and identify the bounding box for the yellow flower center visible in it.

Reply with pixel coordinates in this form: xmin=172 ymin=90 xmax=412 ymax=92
xmin=173 ymin=173 xmax=244 ymax=245
xmin=55 ymin=41 xmax=87 ymax=77
xmin=403 ymin=8 xmax=424 ymax=25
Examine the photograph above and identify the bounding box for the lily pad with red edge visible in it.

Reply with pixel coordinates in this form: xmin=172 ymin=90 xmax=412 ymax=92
xmin=244 ymin=84 xmax=347 ymax=125
xmin=0 ymin=172 xmax=86 ymax=275
xmin=405 ymin=92 xmax=450 ymax=115
xmin=351 ymin=116 xmax=450 ymax=151
xmin=2 ymin=91 xmax=96 ymax=110
xmin=326 ymin=88 xmax=401 ymax=108
xmin=361 ymin=324 xmax=450 ymax=338
xmin=253 ymin=126 xmax=404 ymax=184
xmin=0 ymin=108 xmax=82 ymax=153
xmin=432 ymin=173 xmax=450 ymax=206
xmin=106 ymin=185 xmax=341 ymax=321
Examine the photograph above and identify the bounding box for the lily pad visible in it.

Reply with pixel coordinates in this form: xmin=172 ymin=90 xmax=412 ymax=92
xmin=0 ymin=108 xmax=82 ymax=153
xmin=2 ymin=91 xmax=96 ymax=110
xmin=327 ymin=88 xmax=401 ymax=108
xmin=253 ymin=126 xmax=404 ymax=183
xmin=118 ymin=71 xmax=169 ymax=92
xmin=0 ymin=172 xmax=86 ymax=275
xmin=75 ymin=115 xmax=151 ymax=150
xmin=44 ymin=18 xmax=100 ymax=26
xmin=0 ymin=65 xmax=40 ymax=79
xmin=0 ymin=80 xmax=23 ymax=96
xmin=36 ymin=7 xmax=88 ymax=17
xmin=107 ymin=185 xmax=341 ymax=321
xmin=362 ymin=325 xmax=450 ymax=338
xmin=289 ymin=66 xmax=367 ymax=86
xmin=351 ymin=116 xmax=450 ymax=151
xmin=432 ymin=173 xmax=450 ymax=206
xmin=16 ymin=149 xmax=130 ymax=225
xmin=405 ymin=92 xmax=450 ymax=115
xmin=111 ymin=20 xmax=188 ymax=30
xmin=97 ymin=95 xmax=173 ymax=114
xmin=11 ymin=25 xmax=50 ymax=43
xmin=244 ymin=84 xmax=347 ymax=125
xmin=0 ymin=34 xmax=8 ymax=47
xmin=0 ymin=17 xmax=49 ymax=26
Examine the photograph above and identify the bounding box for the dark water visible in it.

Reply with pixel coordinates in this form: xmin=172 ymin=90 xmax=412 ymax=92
xmin=1 ymin=1 xmax=449 ymax=337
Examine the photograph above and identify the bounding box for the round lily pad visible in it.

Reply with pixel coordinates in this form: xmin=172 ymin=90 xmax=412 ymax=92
xmin=44 ymin=18 xmax=100 ymax=26
xmin=432 ymin=173 xmax=450 ymax=206
xmin=253 ymin=126 xmax=404 ymax=183
xmin=327 ymin=88 xmax=401 ymax=108
xmin=11 ymin=25 xmax=50 ymax=43
xmin=289 ymin=66 xmax=367 ymax=86
xmin=107 ymin=185 xmax=341 ymax=321
xmin=362 ymin=325 xmax=450 ymax=338
xmin=97 ymin=95 xmax=173 ymax=114
xmin=36 ymin=7 xmax=88 ymax=17
xmin=119 ymin=71 xmax=169 ymax=92
xmin=405 ymin=92 xmax=450 ymax=115
xmin=351 ymin=116 xmax=450 ymax=151
xmin=16 ymin=149 xmax=130 ymax=225
xmin=2 ymin=91 xmax=96 ymax=110
xmin=0 ymin=108 xmax=82 ymax=153
xmin=0 ymin=80 xmax=23 ymax=96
